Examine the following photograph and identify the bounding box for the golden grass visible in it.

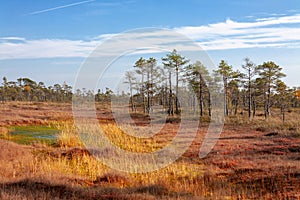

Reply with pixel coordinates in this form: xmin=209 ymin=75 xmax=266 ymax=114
xmin=38 ymin=151 xmax=107 ymax=182
xmin=51 ymin=121 xmax=83 ymax=147
xmin=41 ymin=119 xmax=299 ymax=199
xmin=53 ymin=120 xmax=174 ymax=152
xmin=0 ymin=127 xmax=10 ymax=139
xmin=1 ymin=102 xmax=300 ymax=199
xmin=38 ymin=121 xmax=208 ymax=196
xmin=100 ymin=123 xmax=170 ymax=153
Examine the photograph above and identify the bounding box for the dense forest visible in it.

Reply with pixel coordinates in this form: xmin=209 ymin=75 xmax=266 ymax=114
xmin=1 ymin=49 xmax=300 ymax=121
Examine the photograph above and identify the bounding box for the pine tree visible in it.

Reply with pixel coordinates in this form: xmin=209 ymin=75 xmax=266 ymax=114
xmin=257 ymin=61 xmax=286 ymax=119
xmin=162 ymin=49 xmax=189 ymax=115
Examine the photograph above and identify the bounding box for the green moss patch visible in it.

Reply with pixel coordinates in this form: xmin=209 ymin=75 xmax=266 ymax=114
xmin=3 ymin=126 xmax=59 ymax=145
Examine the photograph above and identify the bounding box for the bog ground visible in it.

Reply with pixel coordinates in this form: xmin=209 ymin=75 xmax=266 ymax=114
xmin=0 ymin=102 xmax=299 ymax=199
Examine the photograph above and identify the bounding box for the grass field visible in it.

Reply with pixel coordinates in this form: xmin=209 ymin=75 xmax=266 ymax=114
xmin=0 ymin=101 xmax=299 ymax=199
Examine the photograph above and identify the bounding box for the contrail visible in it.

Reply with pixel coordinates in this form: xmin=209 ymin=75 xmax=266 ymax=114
xmin=29 ymin=0 xmax=95 ymax=15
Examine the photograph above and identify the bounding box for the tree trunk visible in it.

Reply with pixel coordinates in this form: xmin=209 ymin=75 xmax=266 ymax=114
xmin=130 ymin=83 xmax=134 ymax=112
xmin=168 ymin=71 xmax=173 ymax=115
xmin=208 ymin=90 xmax=211 ymax=117
xmin=248 ymin=74 xmax=252 ymax=118
xmin=224 ymin=77 xmax=228 ymax=116
xmin=193 ymin=94 xmax=196 ymax=113
xmin=234 ymin=95 xmax=238 ymax=115
xmin=147 ymin=70 xmax=150 ymax=113
xmin=175 ymin=67 xmax=179 ymax=115
xmin=199 ymin=79 xmax=203 ymax=116
xmin=141 ymin=74 xmax=146 ymax=113
xmin=265 ymin=87 xmax=271 ymax=119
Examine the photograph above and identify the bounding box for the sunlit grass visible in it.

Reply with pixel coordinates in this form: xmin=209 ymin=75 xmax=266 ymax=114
xmin=51 ymin=121 xmax=83 ymax=147
xmin=1 ymin=102 xmax=299 ymax=199
xmin=42 ymin=121 xmax=209 ymax=194
xmin=38 ymin=151 xmax=108 ymax=181
xmin=53 ymin=120 xmax=175 ymax=152
xmin=0 ymin=127 xmax=10 ymax=139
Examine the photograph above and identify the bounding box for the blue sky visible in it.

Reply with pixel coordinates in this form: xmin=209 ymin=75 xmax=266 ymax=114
xmin=1 ymin=0 xmax=300 ymax=88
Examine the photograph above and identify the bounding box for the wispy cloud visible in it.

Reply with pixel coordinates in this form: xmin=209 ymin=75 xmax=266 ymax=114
xmin=1 ymin=13 xmax=300 ymax=59
xmin=0 ymin=37 xmax=25 ymax=41
xmin=28 ymin=0 xmax=95 ymax=15
xmin=175 ymin=14 xmax=300 ymax=50
xmin=0 ymin=39 xmax=98 ymax=59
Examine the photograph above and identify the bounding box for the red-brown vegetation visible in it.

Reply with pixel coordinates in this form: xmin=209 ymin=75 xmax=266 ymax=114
xmin=0 ymin=102 xmax=299 ymax=199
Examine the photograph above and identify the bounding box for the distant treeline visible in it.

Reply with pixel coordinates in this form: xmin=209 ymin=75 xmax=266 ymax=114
xmin=1 ymin=49 xmax=300 ymax=121
xmin=0 ymin=77 xmax=116 ymax=103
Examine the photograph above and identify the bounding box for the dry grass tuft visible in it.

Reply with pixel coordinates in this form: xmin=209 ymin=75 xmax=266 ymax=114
xmin=52 ymin=121 xmax=83 ymax=147
xmin=0 ymin=127 xmax=10 ymax=139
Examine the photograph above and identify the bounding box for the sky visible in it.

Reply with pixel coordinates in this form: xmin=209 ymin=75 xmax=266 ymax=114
xmin=1 ymin=0 xmax=300 ymax=89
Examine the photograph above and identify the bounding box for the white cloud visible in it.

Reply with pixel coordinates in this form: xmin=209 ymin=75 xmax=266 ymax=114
xmin=175 ymin=14 xmax=300 ymax=50
xmin=0 ymin=37 xmax=26 ymax=42
xmin=92 ymin=33 xmax=118 ymax=40
xmin=0 ymin=39 xmax=98 ymax=59
xmin=1 ymin=13 xmax=300 ymax=60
